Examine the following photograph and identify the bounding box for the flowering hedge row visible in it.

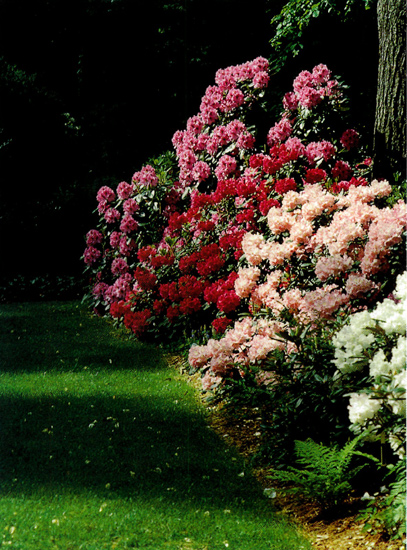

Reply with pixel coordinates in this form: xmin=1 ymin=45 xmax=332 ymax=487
xmin=84 ymin=58 xmax=406 ymax=470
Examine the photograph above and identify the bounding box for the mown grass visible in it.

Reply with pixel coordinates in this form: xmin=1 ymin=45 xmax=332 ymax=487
xmin=0 ymin=301 xmax=311 ymax=550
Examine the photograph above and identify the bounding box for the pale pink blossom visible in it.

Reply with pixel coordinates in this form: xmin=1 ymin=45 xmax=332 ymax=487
xmin=315 ymin=254 xmax=353 ymax=281
xmin=289 ymin=219 xmax=314 ymax=244
xmin=267 ymin=239 xmax=297 ymax=266
xmin=345 ymin=273 xmax=378 ymax=298
xmin=241 ymin=232 xmax=268 ymax=265
xmin=267 ymin=207 xmax=296 ymax=234
xmin=282 ymin=288 xmax=305 ymax=313
xmin=302 ymin=285 xmax=348 ymax=320
xmin=235 ymin=267 xmax=261 ymax=298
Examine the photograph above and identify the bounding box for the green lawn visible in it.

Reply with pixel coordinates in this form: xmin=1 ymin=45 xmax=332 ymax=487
xmin=0 ymin=301 xmax=311 ymax=550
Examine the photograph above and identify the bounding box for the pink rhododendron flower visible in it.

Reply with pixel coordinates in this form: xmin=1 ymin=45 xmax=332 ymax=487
xmin=187 ymin=115 xmax=205 ymax=135
xmin=267 ymin=117 xmax=292 ymax=146
xmin=223 ymin=88 xmax=245 ymax=112
xmin=86 ymin=229 xmax=103 ymax=246
xmin=92 ymin=282 xmax=109 ymax=298
xmin=109 ymin=231 xmax=121 ymax=248
xmin=111 ymin=273 xmax=132 ymax=299
xmin=253 ymin=70 xmax=270 ymax=89
xmin=117 ymin=181 xmax=134 ymax=200
xmin=192 ymin=160 xmax=211 ymax=182
xmin=119 ymin=236 xmax=135 ymax=256
xmin=111 ymin=257 xmax=129 ymax=275
xmin=120 ymin=214 xmax=138 ymax=234
xmin=132 ymin=165 xmax=158 ymax=187
xmin=284 ymin=137 xmax=305 ymax=159
xmin=104 ymin=207 xmax=121 ymax=224
xmin=293 ymin=70 xmax=314 ymax=92
xmin=283 ymin=91 xmax=299 ymax=111
xmin=305 ymin=141 xmax=336 ymax=164
xmin=97 ymin=186 xmax=115 ymax=203
xmin=297 ymin=85 xmax=324 ymax=109
xmin=345 ymin=273 xmax=378 ymax=298
xmin=215 ymin=155 xmax=237 ymax=180
xmin=123 ymin=198 xmax=140 ymax=215
xmin=312 ymin=63 xmax=331 ymax=84
xmin=83 ymin=246 xmax=101 ymax=265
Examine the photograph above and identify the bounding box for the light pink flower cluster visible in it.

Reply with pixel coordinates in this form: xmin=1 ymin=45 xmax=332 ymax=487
xmin=234 ymin=266 xmax=261 ymax=298
xmin=189 ymin=316 xmax=292 ymax=383
xmin=185 ymin=179 xmax=404 ymax=387
xmin=234 ymin=180 xmax=405 ymax=327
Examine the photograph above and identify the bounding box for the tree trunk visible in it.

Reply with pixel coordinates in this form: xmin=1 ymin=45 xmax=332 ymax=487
xmin=373 ymin=0 xmax=406 ymax=179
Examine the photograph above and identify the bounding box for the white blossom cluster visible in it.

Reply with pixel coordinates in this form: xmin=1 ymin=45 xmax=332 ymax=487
xmin=332 ymin=272 xmax=406 ymax=456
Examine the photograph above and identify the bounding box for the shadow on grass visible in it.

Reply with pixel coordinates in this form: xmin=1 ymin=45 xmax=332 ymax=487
xmin=0 ymin=301 xmax=165 ymax=374
xmin=0 ymin=301 xmax=267 ymax=515
xmin=0 ymin=390 xmax=264 ymax=512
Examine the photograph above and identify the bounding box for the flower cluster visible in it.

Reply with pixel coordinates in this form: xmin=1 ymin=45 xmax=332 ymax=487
xmin=83 ymin=59 xmax=403 ymax=360
xmin=333 ymin=272 xmax=406 ymax=458
xmin=190 ymin=179 xmax=405 ymax=387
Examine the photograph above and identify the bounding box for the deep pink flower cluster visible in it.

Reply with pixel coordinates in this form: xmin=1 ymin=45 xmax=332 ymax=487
xmin=132 ymin=165 xmax=158 ymax=188
xmin=171 ymin=57 xmax=269 ymax=188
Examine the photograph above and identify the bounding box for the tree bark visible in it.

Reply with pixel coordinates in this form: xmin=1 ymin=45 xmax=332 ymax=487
xmin=373 ymin=0 xmax=406 ymax=179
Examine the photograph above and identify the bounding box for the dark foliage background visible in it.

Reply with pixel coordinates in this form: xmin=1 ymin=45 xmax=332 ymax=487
xmin=0 ymin=0 xmax=377 ymax=292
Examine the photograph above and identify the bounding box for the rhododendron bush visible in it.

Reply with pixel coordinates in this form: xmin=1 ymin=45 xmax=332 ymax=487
xmin=83 ymin=58 xmax=406 ymax=465
xmin=333 ymin=271 xmax=406 ymax=459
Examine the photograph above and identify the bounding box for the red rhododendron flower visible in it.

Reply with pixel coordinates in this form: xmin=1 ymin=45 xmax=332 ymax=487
xmin=216 ymin=290 xmax=240 ymax=313
xmin=137 ymin=246 xmax=156 ymax=263
xmin=166 ymin=305 xmax=180 ymax=322
xmin=133 ymin=267 xmax=157 ymax=291
xmin=275 ymin=178 xmax=297 ymax=195
xmin=259 ymin=198 xmax=280 ymax=216
xmin=168 ymin=212 xmax=188 ymax=232
xmin=153 ymin=299 xmax=166 ymax=315
xmin=123 ymin=309 xmax=151 ymax=336
xmin=110 ymin=301 xmax=128 ymax=319
xmin=331 ymin=160 xmax=353 ymax=181
xmin=340 ymin=129 xmax=359 ymax=150
xmin=212 ymin=317 xmax=232 ymax=334
xmin=179 ymin=297 xmax=202 ymax=315
xmin=304 ymin=168 xmax=327 ymax=184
